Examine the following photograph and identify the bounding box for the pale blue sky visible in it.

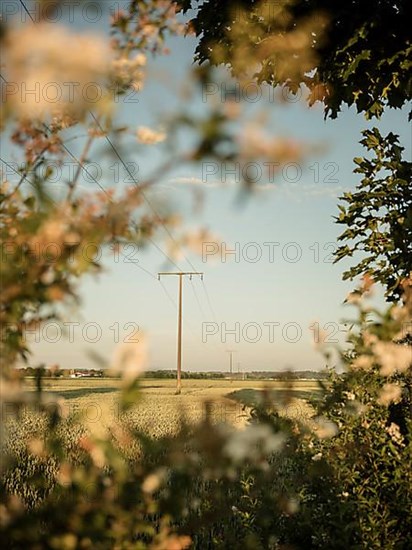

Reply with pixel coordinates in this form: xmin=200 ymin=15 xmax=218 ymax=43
xmin=4 ymin=2 xmax=411 ymax=372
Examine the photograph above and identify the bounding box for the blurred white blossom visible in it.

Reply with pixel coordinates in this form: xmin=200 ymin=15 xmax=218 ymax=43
xmin=168 ymin=228 xmax=221 ymax=262
xmin=239 ymin=124 xmax=303 ymax=165
xmin=377 ymin=383 xmax=402 ymax=406
xmin=344 ymin=391 xmax=356 ymax=401
xmin=136 ymin=126 xmax=166 ymax=145
xmin=223 ymin=424 xmax=284 ymax=464
xmin=111 ymin=333 xmax=148 ymax=382
xmin=141 ymin=468 xmax=167 ymax=494
xmin=346 ymin=291 xmax=362 ymax=304
xmin=373 ymin=341 xmax=411 ymax=376
xmin=352 ymin=355 xmax=374 ymax=371
xmin=386 ymin=422 xmax=405 ymax=447
xmin=313 ymin=417 xmax=338 ymax=439
xmin=4 ymin=23 xmax=111 ymax=120
xmin=112 ymin=53 xmax=146 ymax=90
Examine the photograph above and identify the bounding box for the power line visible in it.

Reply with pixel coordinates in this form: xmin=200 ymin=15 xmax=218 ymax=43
xmin=44 ymin=118 xmax=183 ymax=274
xmin=0 ymin=69 xmax=111 ymax=200
xmin=2 ymin=19 xmax=196 ymax=274
xmin=147 ymin=237 xmax=183 ymax=272
xmin=19 ymin=0 xmax=34 ymax=22
xmin=160 ymin=273 xmax=216 ymax=356
xmin=89 ymin=112 xmax=200 ymax=273
xmin=201 ymin=279 xmax=218 ymax=322
xmin=45 ymin=123 xmax=112 ymax=200
xmin=46 ymin=120 xmax=182 ymax=272
xmin=1 ymin=139 xmax=158 ymax=284
xmin=122 ymin=256 xmax=158 ymax=280
xmin=0 ymin=157 xmax=43 ymax=198
xmin=190 ymin=278 xmax=207 ymax=318
xmin=0 ymin=92 xmax=183 ymax=282
xmin=1 ymin=24 xmax=141 ymax=269
xmin=159 ymin=279 xmax=177 ymax=309
xmin=5 ymin=3 xmax=222 ymax=370
xmin=4 ymin=11 xmax=217 ymax=353
xmin=197 ymin=277 xmax=229 ymax=362
xmin=185 ymin=275 xmax=227 ymax=360
xmin=2 ymin=4 xmax=184 ymax=273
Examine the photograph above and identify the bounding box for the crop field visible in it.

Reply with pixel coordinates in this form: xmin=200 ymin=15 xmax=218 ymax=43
xmin=2 ymin=378 xmax=321 ymax=507
xmin=20 ymin=377 xmax=320 ymax=437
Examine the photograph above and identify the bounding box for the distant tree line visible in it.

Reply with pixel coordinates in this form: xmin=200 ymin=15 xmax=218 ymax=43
xmin=143 ymin=370 xmax=226 ymax=379
xmin=142 ymin=370 xmax=328 ymax=380
xmin=19 ymin=366 xmax=104 ymax=378
xmin=242 ymin=370 xmax=328 ymax=380
xmin=19 ymin=367 xmax=327 ymax=380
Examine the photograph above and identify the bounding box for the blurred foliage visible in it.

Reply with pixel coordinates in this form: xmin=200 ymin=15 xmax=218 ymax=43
xmin=1 ymin=284 xmax=411 ymax=548
xmin=1 ymin=1 xmax=412 ymax=549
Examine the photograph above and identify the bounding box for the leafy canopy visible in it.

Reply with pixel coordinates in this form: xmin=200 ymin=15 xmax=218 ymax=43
xmin=334 ymin=128 xmax=412 ymax=302
xmin=177 ymin=0 xmax=412 ymax=119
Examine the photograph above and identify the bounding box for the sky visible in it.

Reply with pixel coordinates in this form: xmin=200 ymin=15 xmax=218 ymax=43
xmin=3 ymin=1 xmax=411 ymax=372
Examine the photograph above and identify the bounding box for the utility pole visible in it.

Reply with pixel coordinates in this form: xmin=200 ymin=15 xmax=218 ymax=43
xmin=158 ymin=271 xmax=203 ymax=394
xmin=226 ymin=350 xmax=236 ymax=380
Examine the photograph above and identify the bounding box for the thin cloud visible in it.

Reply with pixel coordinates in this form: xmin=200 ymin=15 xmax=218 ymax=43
xmin=169 ymin=176 xmax=204 ymax=186
xmin=168 ymin=176 xmax=233 ymax=188
xmin=167 ymin=176 xmax=344 ymax=198
xmin=255 ymin=182 xmax=344 ymax=196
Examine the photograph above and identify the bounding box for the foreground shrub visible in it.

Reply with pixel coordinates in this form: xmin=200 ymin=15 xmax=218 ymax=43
xmin=1 ymin=279 xmax=411 ymax=549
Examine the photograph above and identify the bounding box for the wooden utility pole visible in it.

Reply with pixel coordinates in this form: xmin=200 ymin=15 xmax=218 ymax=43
xmin=226 ymin=350 xmax=236 ymax=380
xmin=158 ymin=272 xmax=203 ymax=394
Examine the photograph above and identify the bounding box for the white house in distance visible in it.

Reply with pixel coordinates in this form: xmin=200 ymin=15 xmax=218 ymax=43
xmin=69 ymin=369 xmax=103 ymax=378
